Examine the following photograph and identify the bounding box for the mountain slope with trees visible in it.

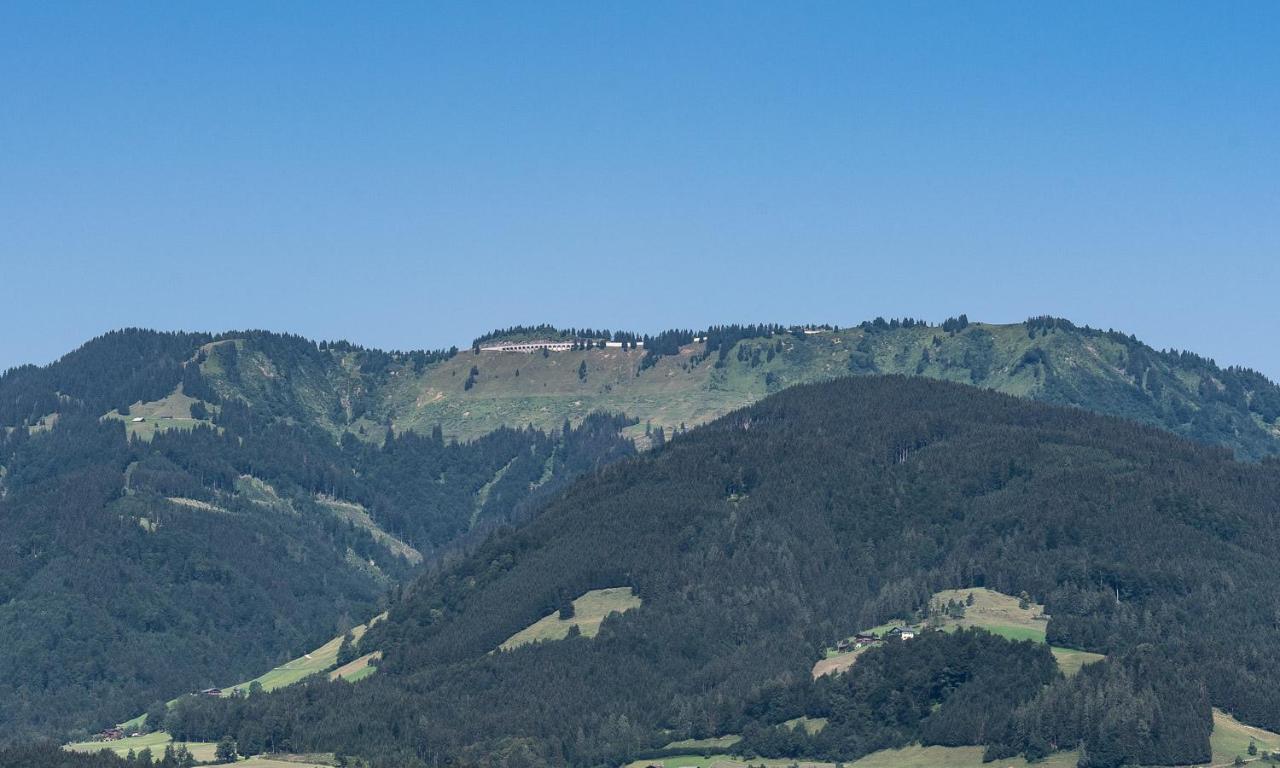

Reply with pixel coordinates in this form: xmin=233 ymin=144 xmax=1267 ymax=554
xmin=2 ymin=320 xmax=1278 ymax=746
xmin=156 ymin=376 xmax=1280 ymax=768
xmin=186 ymin=319 xmax=1280 ymax=459
xmin=0 ymin=330 xmax=634 ymax=741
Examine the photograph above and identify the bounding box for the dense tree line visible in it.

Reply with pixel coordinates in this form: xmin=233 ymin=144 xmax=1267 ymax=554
xmin=1025 ymin=315 xmax=1280 ymax=427
xmin=0 ymin=416 xmax=387 ymax=741
xmin=859 ymin=316 xmax=931 ymax=332
xmin=0 ymin=331 xmax=636 ymax=741
xmin=640 ymin=324 xmax=788 ymax=370
xmin=735 ymin=628 xmax=1060 ymax=761
xmin=0 ymin=329 xmax=210 ymax=424
xmin=0 ymin=743 xmax=204 ymax=768
xmin=161 ymin=376 xmax=1280 ymax=767
xmin=0 ymin=744 xmax=130 ymax=768
xmin=1012 ymin=645 xmax=1211 ymax=767
xmin=471 ymin=326 xmax=623 ymax=348
xmin=5 ymin=324 xmax=1280 ymax=758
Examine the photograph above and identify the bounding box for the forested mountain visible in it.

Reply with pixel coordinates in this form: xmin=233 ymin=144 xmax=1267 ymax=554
xmin=150 ymin=376 xmax=1280 ymax=768
xmin=1 ymin=319 xmax=1278 ymax=747
xmin=137 ymin=319 xmax=1280 ymax=458
xmin=0 ymin=330 xmax=635 ymax=740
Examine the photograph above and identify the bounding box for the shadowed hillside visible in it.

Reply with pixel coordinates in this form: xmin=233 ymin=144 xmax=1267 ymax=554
xmin=2 ymin=319 xmax=1278 ymax=746
xmin=158 ymin=376 xmax=1280 ymax=768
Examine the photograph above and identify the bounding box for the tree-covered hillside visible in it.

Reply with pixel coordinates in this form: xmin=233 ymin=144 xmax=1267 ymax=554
xmin=159 ymin=376 xmax=1280 ymax=768
xmin=0 ymin=331 xmax=634 ymax=741
xmin=2 ymin=319 xmax=1278 ymax=746
xmin=5 ymin=319 xmax=1278 ymax=461
xmin=175 ymin=319 xmax=1280 ymax=458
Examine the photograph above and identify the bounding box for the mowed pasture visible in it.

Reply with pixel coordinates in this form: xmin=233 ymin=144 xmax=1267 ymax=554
xmin=929 ymin=588 xmax=1105 ymax=674
xmin=233 ymin=754 xmax=338 ymax=768
xmin=813 ymin=588 xmax=1104 ymax=679
xmin=65 ymin=731 xmax=217 ymax=761
xmin=329 ymin=651 xmax=382 ymax=682
xmin=845 ymin=744 xmax=1079 ymax=768
xmin=659 ymin=735 xmax=743 ymax=751
xmin=382 ymin=339 xmax=794 ymax=445
xmin=499 ymin=587 xmax=641 ymax=651
xmin=226 ymin=615 xmax=384 ymax=695
xmin=102 ymin=385 xmax=218 ymax=441
xmin=1211 ymin=709 xmax=1280 ymax=766
xmin=928 ymin=588 xmax=1048 ymax=637
xmin=811 ymin=645 xmax=870 ymax=678
xmin=110 ymin=613 xmax=387 ymax=733
xmin=624 ymin=745 xmax=1080 ymax=768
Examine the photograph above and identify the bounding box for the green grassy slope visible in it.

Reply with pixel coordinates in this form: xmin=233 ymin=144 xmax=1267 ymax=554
xmin=224 ymin=615 xmax=382 ymax=696
xmin=109 ymin=613 xmax=386 ymax=737
xmin=7 ymin=319 xmax=1280 ymax=748
xmin=97 ymin=376 xmax=1280 ymax=766
xmin=65 ymin=731 xmax=217 ymax=761
xmin=201 ymin=320 xmax=1280 ymax=459
xmin=634 ymin=709 xmax=1280 ymax=768
xmin=624 ymin=746 xmax=1082 ymax=768
xmin=498 ymin=587 xmax=641 ymax=651
xmin=814 ymin=588 xmax=1106 ymax=679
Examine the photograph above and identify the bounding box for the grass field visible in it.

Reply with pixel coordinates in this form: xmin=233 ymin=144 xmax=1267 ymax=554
xmin=65 ymin=731 xmax=217 ymax=761
xmin=27 ymin=412 xmax=58 ymax=434
xmin=226 ymin=615 xmax=383 ymax=695
xmin=1050 ymin=646 xmax=1106 ymax=676
xmin=626 ymin=714 xmax=1280 ymax=768
xmin=67 ymin=736 xmax=336 ymax=767
xmin=499 ymin=587 xmax=641 ymax=651
xmin=927 ymin=589 xmax=1104 ymax=676
xmin=329 ymin=651 xmax=381 ymax=682
xmin=364 ymin=321 xmax=1206 ymax=449
xmin=846 ymin=744 xmax=1079 ymax=768
xmin=811 ymin=646 xmax=870 ymax=678
xmin=1210 ymin=709 xmax=1280 ymax=766
xmin=102 ymin=385 xmax=218 ymax=441
xmin=624 ymin=745 xmax=1080 ymax=768
xmin=782 ymin=717 xmax=828 ymax=734
xmin=234 ymin=755 xmax=337 ymax=768
xmin=660 ymin=735 xmax=744 ymax=751
xmin=111 ymin=613 xmax=387 ymax=733
xmin=928 ymin=588 xmax=1048 ymax=636
xmin=815 ymin=588 xmax=1104 ymax=679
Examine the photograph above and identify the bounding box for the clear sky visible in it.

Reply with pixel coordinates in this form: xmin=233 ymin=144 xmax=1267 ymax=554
xmin=2 ymin=3 xmax=1277 ymax=377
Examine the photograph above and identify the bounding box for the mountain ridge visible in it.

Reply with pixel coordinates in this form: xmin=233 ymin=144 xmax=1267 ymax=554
xmin=6 ymin=316 xmax=1277 ymax=459
xmin=152 ymin=375 xmax=1280 ymax=768
xmin=2 ymin=316 xmax=1279 ymax=746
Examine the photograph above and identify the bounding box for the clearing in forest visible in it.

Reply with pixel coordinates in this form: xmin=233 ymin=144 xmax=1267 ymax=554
xmin=102 ymin=385 xmax=218 ymax=441
xmin=329 ymin=651 xmax=382 ymax=682
xmin=64 ymin=732 xmax=217 ymax=761
xmin=1210 ymin=709 xmax=1280 ymax=766
xmin=111 ymin=613 xmax=388 ymax=733
xmin=813 ymin=588 xmax=1104 ymax=679
xmin=315 ymin=495 xmax=423 ymax=564
xmin=232 ymin=755 xmax=338 ymax=768
xmin=226 ymin=614 xmax=384 ymax=695
xmin=623 ymin=745 xmax=1080 ymax=768
xmin=498 ymin=587 xmax=641 ymax=651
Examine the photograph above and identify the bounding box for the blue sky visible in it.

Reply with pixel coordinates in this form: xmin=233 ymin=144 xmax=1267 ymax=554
xmin=2 ymin=3 xmax=1277 ymax=377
